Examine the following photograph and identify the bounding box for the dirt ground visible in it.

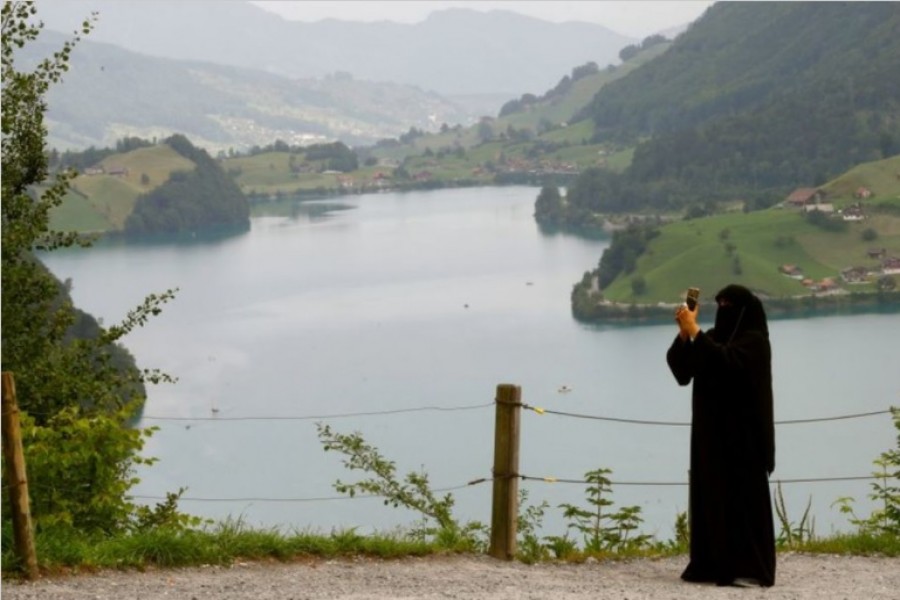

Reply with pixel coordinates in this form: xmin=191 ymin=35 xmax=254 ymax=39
xmin=3 ymin=552 xmax=899 ymax=599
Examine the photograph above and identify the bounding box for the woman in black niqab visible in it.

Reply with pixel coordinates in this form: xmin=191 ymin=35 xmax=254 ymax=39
xmin=666 ymin=284 xmax=776 ymax=587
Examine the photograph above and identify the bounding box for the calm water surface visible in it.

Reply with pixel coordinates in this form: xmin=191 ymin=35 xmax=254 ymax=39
xmin=43 ymin=186 xmax=898 ymax=540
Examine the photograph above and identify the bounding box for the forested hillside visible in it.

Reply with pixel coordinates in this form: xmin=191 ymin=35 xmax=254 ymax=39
xmin=551 ymin=2 xmax=900 ymax=222
xmin=123 ymin=135 xmax=250 ymax=236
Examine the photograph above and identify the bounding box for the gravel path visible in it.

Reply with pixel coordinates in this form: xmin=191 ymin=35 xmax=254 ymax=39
xmin=3 ymin=553 xmax=898 ymax=599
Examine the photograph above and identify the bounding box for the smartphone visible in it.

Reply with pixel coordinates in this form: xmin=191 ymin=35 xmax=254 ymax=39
xmin=685 ymin=287 xmax=700 ymax=310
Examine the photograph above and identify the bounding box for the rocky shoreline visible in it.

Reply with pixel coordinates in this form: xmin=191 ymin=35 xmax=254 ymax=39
xmin=573 ymin=290 xmax=900 ymax=326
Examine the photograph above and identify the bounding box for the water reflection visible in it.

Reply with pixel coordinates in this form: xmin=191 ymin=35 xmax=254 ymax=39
xmin=250 ymin=196 xmax=357 ymax=222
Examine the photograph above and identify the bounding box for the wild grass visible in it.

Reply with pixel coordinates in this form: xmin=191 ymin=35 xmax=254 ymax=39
xmin=794 ymin=531 xmax=900 ymax=557
xmin=3 ymin=519 xmax=439 ymax=577
xmin=6 ymin=518 xmax=896 ymax=578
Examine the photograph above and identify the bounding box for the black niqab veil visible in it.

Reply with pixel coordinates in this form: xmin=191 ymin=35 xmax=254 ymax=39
xmin=713 ymin=284 xmax=769 ymax=340
xmin=666 ymin=284 xmax=776 ymax=586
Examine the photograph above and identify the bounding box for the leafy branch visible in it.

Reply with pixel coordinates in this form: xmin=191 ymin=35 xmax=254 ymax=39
xmin=316 ymin=423 xmax=486 ymax=549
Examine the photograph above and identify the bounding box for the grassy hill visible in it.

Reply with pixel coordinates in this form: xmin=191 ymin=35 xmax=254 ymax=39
xmin=50 ymin=136 xmax=249 ymax=237
xmin=819 ymin=157 xmax=900 ymax=207
xmin=574 ymin=156 xmax=900 ymax=318
xmin=51 ymin=145 xmax=195 ymax=233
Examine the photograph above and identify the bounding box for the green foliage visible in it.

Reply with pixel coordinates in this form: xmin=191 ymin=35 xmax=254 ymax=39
xmin=549 ymin=3 xmax=900 ymax=222
xmin=774 ymin=482 xmax=816 ymax=548
xmin=2 ymin=4 xmax=174 ymax=423
xmin=2 ymin=518 xmax=441 ymax=573
xmin=4 ymin=260 xmax=176 ymax=421
xmin=124 ymin=134 xmax=249 ymax=236
xmin=132 ymin=489 xmax=206 ymax=534
xmin=805 ymin=209 xmax=849 ymax=232
xmin=516 ymin=489 xmax=550 ymax=563
xmin=570 ymin=189 xmax=900 ymax=315
xmin=18 ymin=404 xmax=155 ymax=533
xmin=630 ymin=275 xmax=647 ymax=296
xmin=619 ymin=35 xmax=669 ymax=63
xmin=52 ymin=137 xmax=154 ymax=172
xmin=597 ymin=225 xmax=660 ymax=289
xmin=833 ymin=408 xmax=900 ymax=536
xmin=304 ymin=141 xmax=359 ymax=172
xmin=2 ymin=2 xmax=90 ymax=257
xmin=798 ymin=531 xmax=900 ymax=557
xmin=501 ymin=62 xmax=601 ymax=118
xmin=1 ymin=6 xmax=192 ymax=570
xmin=861 ymin=227 xmax=878 ymax=242
xmin=316 ymin=423 xmax=487 ymax=551
xmin=533 ymin=185 xmax=564 ymax=226
xmin=673 ymin=510 xmax=689 ymax=551
xmin=877 ymin=275 xmax=897 ymax=292
xmin=557 ymin=469 xmax=652 ymax=554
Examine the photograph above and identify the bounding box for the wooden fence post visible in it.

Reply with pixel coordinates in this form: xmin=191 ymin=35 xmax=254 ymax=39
xmin=489 ymin=383 xmax=521 ymax=560
xmin=2 ymin=372 xmax=39 ymax=579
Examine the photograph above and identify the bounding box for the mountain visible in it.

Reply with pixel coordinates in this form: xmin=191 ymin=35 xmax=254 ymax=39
xmin=37 ymin=1 xmax=636 ymax=97
xmin=585 ymin=3 xmax=900 ymax=140
xmin=557 ymin=2 xmax=900 ymax=320
xmin=20 ymin=31 xmax=473 ymax=152
xmin=552 ymin=1 xmax=900 ymax=221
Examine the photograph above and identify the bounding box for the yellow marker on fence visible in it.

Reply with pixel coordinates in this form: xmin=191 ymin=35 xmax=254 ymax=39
xmin=532 ymin=406 xmax=545 ymax=415
xmin=543 ymin=477 xmax=558 ymax=483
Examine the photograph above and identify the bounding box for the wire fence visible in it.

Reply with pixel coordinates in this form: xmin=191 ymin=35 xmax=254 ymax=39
xmin=120 ymin=400 xmax=897 ymax=505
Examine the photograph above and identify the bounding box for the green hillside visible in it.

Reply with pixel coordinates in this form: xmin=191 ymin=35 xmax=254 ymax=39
xmin=553 ymin=2 xmax=900 ymax=225
xmin=51 ymin=145 xmax=194 ymax=232
xmin=498 ymin=43 xmax=670 ymax=134
xmin=572 ymin=156 xmax=900 ymax=320
xmin=355 ymin=42 xmax=670 ymax=179
xmin=819 ymin=156 xmax=900 ymax=207
xmin=50 ymin=136 xmax=249 ymax=237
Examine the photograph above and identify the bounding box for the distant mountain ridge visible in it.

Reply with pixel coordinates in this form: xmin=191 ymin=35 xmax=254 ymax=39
xmin=21 ymin=31 xmax=473 ymax=152
xmin=37 ymin=1 xmax=637 ymax=96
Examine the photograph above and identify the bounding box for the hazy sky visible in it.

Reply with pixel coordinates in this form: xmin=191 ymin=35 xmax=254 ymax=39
xmin=252 ymin=1 xmax=717 ymax=38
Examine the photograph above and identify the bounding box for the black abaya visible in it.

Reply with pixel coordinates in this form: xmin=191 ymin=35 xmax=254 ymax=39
xmin=666 ymin=285 xmax=776 ymax=587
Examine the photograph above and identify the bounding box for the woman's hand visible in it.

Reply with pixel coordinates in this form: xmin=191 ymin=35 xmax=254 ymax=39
xmin=675 ymin=303 xmax=701 ymax=340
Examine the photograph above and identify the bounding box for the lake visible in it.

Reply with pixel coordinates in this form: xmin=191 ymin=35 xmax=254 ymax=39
xmin=42 ymin=186 xmax=898 ymax=541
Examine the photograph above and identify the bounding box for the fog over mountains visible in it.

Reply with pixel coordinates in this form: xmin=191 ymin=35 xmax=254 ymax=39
xmin=38 ymin=1 xmax=635 ymax=96
xmin=30 ymin=1 xmax=679 ymax=152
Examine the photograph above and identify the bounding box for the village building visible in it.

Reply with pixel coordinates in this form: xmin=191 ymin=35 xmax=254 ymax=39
xmin=841 ymin=205 xmax=866 ymax=221
xmin=803 ymin=203 xmax=834 ymax=214
xmin=779 ymin=264 xmax=804 ymax=279
xmin=841 ymin=266 xmax=870 ymax=284
xmin=785 ymin=187 xmax=825 ymax=207
xmin=883 ymin=257 xmax=900 ymax=275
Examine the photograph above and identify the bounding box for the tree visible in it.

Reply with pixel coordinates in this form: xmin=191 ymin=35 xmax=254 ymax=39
xmin=3 ymin=2 xmax=100 ymax=417
xmin=477 ymin=119 xmax=495 ymax=143
xmin=124 ymin=134 xmax=250 ymax=236
xmin=534 ymin=185 xmax=564 ymax=226
xmin=2 ymin=2 xmax=180 ymax=536
xmin=631 ymin=276 xmax=647 ymax=296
